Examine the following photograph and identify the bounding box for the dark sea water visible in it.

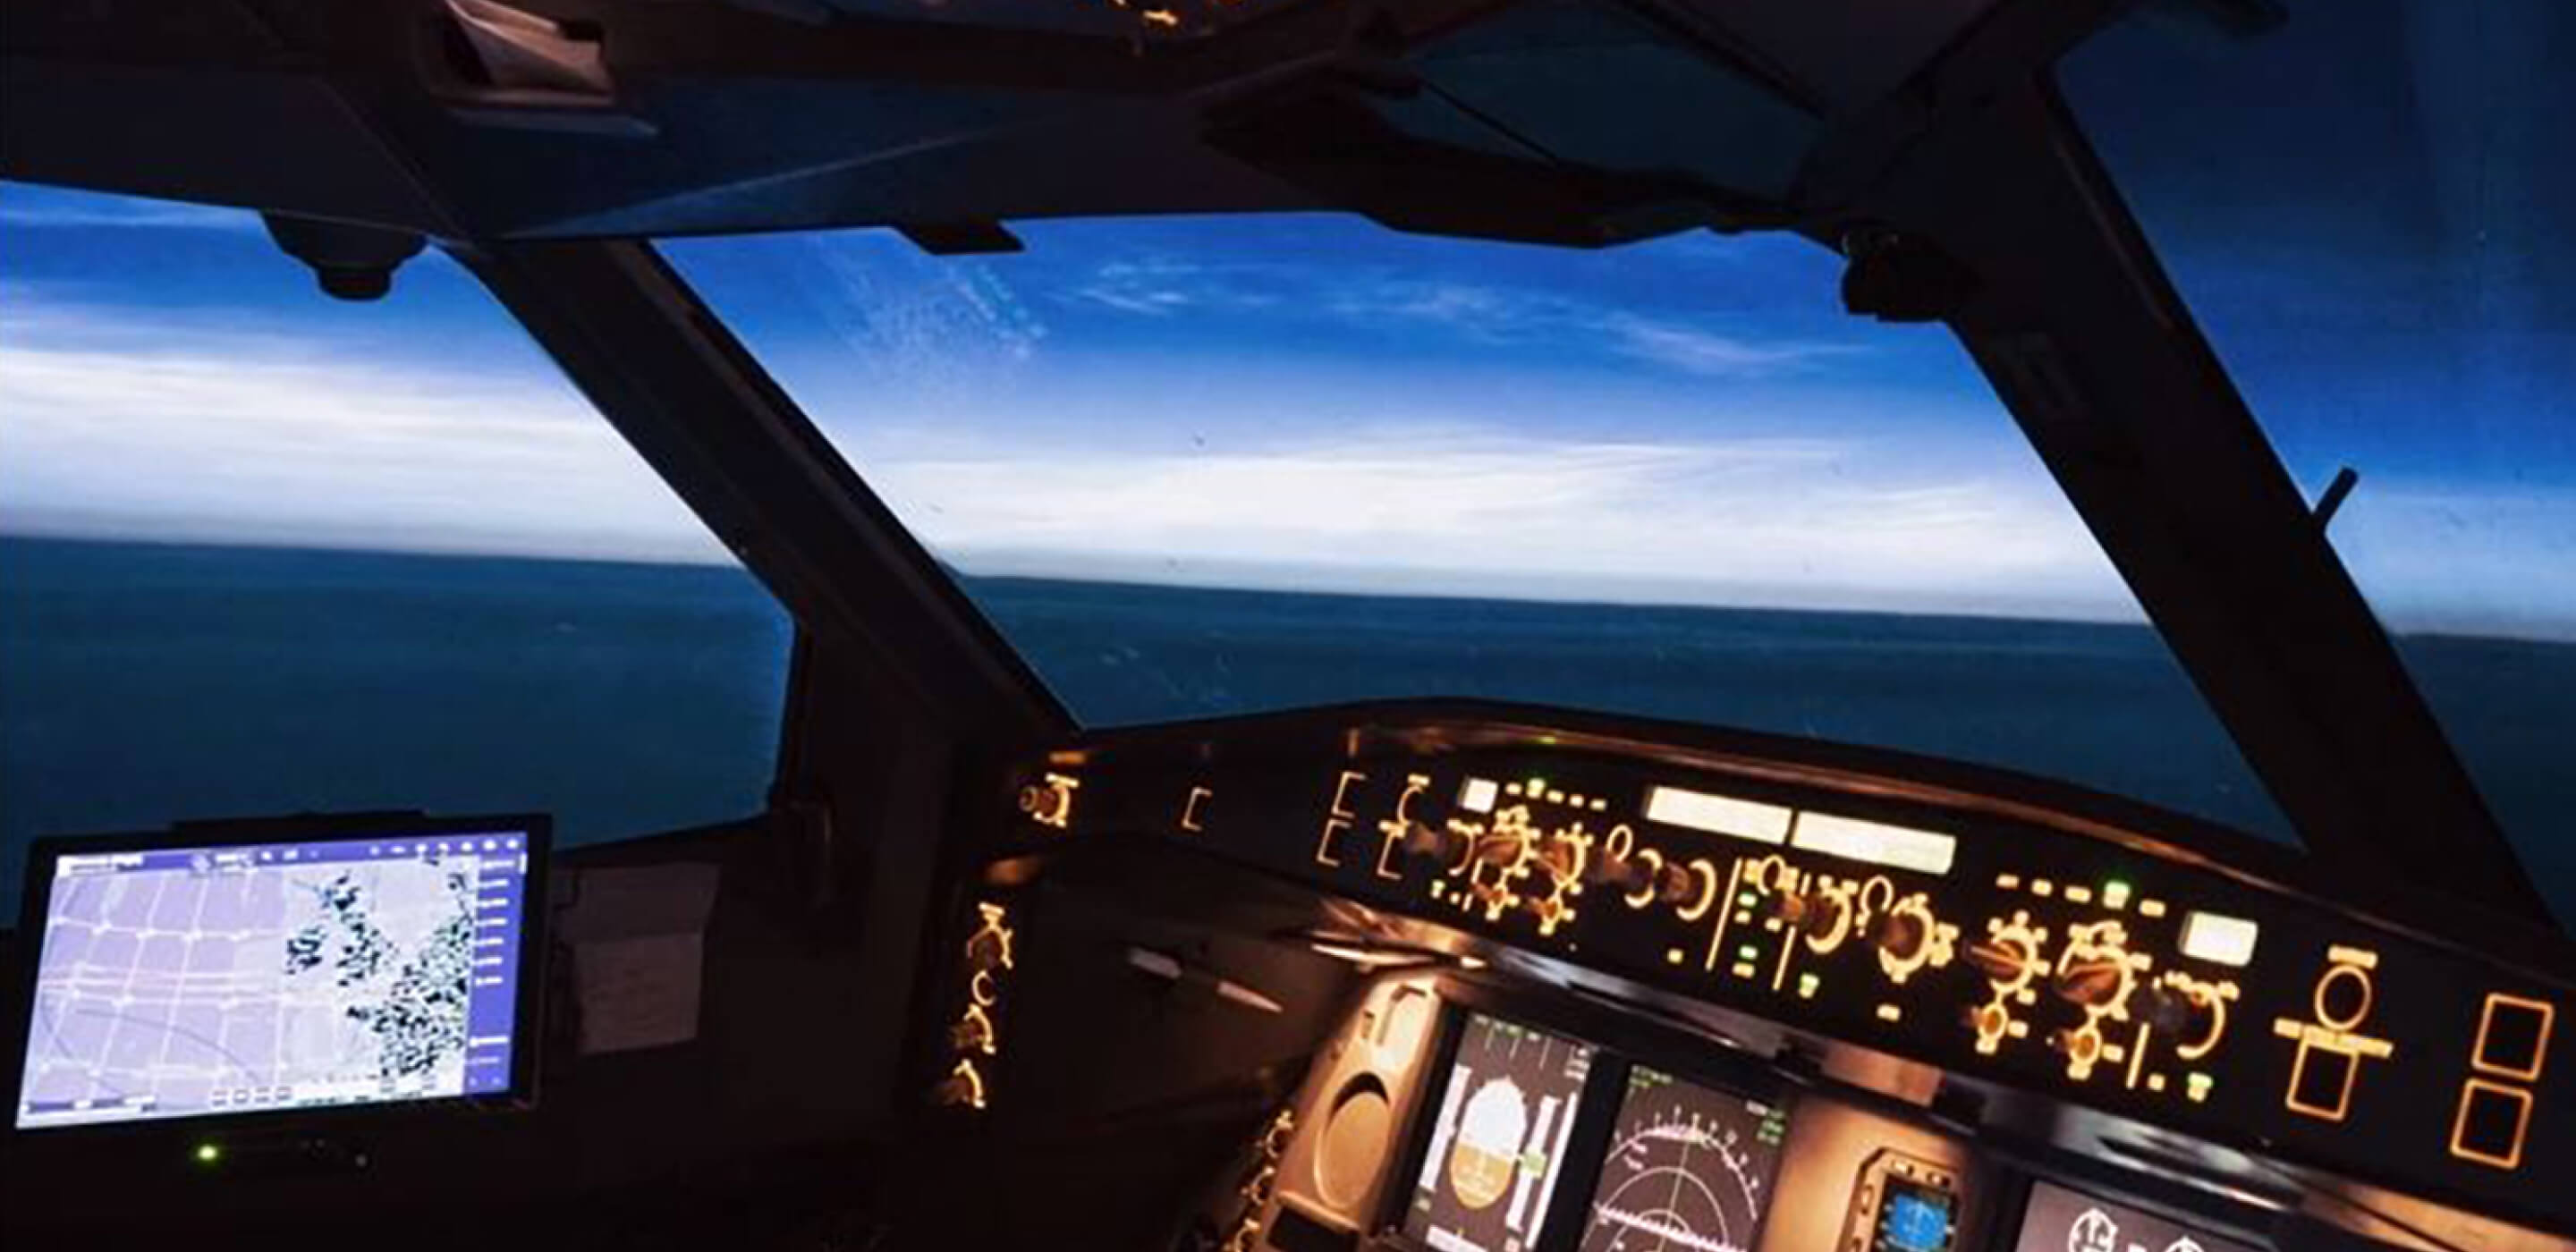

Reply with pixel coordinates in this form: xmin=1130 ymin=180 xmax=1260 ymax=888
xmin=4 ymin=537 xmax=2569 ymax=920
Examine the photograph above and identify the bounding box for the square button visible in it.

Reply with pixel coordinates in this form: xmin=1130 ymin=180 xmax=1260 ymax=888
xmin=2474 ymin=994 xmax=2555 ymax=1082
xmin=2451 ymin=1079 xmax=2534 ymax=1171
xmin=2286 ymin=1045 xmax=2360 ymax=1121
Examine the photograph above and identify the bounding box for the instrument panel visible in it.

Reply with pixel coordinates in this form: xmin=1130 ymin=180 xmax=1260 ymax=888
xmin=1005 ymin=703 xmax=2574 ymax=1233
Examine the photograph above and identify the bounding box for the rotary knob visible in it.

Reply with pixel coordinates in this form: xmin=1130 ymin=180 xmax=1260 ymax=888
xmin=1767 ymin=890 xmax=1852 ymax=947
xmin=1799 ymin=892 xmax=1849 ymax=942
xmin=1399 ymin=819 xmax=1457 ymax=867
xmin=1967 ymin=935 xmax=2035 ymax=985
xmin=1653 ymin=859 xmax=1699 ymax=905
xmin=2053 ymin=958 xmax=2130 ymax=1010
xmin=2143 ymin=982 xmax=2206 ymax=1033
xmin=1869 ymin=906 xmax=1928 ymax=960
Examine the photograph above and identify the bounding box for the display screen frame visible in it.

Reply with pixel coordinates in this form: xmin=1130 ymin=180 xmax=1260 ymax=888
xmin=1377 ymin=982 xmax=1801 ymax=1252
xmin=1395 ymin=1007 xmax=1603 ymax=1252
xmin=1876 ymin=1179 xmax=1959 ymax=1252
xmin=1576 ymin=1062 xmax=1793 ymax=1252
xmin=2010 ymin=1179 xmax=2268 ymax=1252
xmin=5 ymin=812 xmax=552 ymax=1138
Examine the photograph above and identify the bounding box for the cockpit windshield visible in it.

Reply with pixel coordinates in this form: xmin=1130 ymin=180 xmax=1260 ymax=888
xmin=2063 ymin=0 xmax=2576 ymax=915
xmin=666 ymin=220 xmax=2292 ymax=838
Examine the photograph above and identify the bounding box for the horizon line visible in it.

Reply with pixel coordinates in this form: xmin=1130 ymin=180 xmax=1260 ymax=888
xmin=6 ymin=527 xmax=2571 ymax=645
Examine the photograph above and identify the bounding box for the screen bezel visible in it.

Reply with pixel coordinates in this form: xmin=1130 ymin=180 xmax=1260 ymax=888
xmin=1394 ymin=1006 xmax=1604 ymax=1252
xmin=2005 ymin=1178 xmax=2273 ymax=1252
xmin=1379 ymin=979 xmax=1797 ymax=1252
xmin=1874 ymin=1178 xmax=1959 ymax=1252
xmin=5 ymin=811 xmax=552 ymax=1138
xmin=1578 ymin=1062 xmax=1795 ymax=1252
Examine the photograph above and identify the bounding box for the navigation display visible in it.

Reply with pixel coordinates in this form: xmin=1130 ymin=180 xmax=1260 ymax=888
xmin=1580 ymin=1067 xmax=1789 ymax=1252
xmin=13 ymin=819 xmax=545 ymax=1129
xmin=1405 ymin=1012 xmax=1595 ymax=1252
xmin=2016 ymin=1182 xmax=2259 ymax=1252
xmin=1876 ymin=1182 xmax=1956 ymax=1252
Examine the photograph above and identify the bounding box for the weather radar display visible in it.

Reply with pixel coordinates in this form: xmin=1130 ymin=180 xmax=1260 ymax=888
xmin=1406 ymin=1012 xmax=1595 ymax=1252
xmin=1580 ymin=1067 xmax=1790 ymax=1252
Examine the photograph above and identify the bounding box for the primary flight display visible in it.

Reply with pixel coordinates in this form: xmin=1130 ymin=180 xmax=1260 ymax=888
xmin=1406 ymin=1011 xmax=1596 ymax=1252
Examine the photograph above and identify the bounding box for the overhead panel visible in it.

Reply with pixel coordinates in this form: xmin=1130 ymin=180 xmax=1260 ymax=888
xmin=800 ymin=0 xmax=1318 ymax=40
xmin=1408 ymin=0 xmax=1823 ymax=199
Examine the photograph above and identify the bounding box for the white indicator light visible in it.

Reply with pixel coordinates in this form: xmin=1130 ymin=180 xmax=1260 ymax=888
xmin=1458 ymin=777 xmax=1500 ymax=815
xmin=1790 ymin=812 xmax=1957 ymax=875
xmin=1644 ymin=786 xmax=1791 ymax=845
xmin=2179 ymin=911 xmax=2260 ymax=967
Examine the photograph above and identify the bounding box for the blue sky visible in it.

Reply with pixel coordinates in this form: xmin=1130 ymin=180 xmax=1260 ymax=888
xmin=0 ymin=2 xmax=2570 ymax=637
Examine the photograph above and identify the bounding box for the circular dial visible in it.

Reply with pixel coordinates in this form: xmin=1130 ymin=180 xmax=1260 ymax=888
xmin=1581 ymin=1077 xmax=1784 ymax=1252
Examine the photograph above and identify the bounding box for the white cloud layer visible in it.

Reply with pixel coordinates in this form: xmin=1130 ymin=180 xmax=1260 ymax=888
xmin=4 ymin=281 xmax=2568 ymax=634
xmin=1060 ymin=258 xmax=1859 ymax=380
xmin=0 ymin=196 xmax=257 ymax=233
xmin=0 ymin=286 xmax=728 ymax=564
xmin=865 ymin=427 xmax=2131 ymax=616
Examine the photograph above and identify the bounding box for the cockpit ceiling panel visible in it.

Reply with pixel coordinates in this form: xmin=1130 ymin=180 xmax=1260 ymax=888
xmin=3 ymin=0 xmax=2009 ymax=243
xmin=1408 ymin=0 xmax=1821 ymax=199
xmin=1683 ymin=0 xmax=2002 ymax=110
xmin=409 ymin=90 xmax=1319 ymax=239
xmin=793 ymin=0 xmax=1326 ymax=43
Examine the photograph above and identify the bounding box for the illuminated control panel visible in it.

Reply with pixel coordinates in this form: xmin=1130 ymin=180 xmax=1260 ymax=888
xmin=1016 ymin=708 xmax=2575 ymax=1230
xmin=931 ymin=898 xmax=1020 ymax=1112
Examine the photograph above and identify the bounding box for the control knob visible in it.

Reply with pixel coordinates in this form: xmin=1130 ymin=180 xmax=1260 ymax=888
xmin=1868 ymin=907 xmax=1928 ymax=961
xmin=2053 ymin=958 xmax=2130 ymax=1011
xmin=1967 ymin=935 xmax=2035 ymax=985
xmin=1768 ymin=890 xmax=1852 ymax=949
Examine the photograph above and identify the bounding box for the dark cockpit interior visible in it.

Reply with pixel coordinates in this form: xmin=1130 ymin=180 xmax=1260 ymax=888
xmin=3 ymin=1 xmax=2572 ymax=1250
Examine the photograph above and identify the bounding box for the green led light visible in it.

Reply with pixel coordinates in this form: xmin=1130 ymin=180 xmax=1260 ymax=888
xmin=1738 ymin=944 xmax=1759 ymax=961
xmin=192 ymin=1142 xmax=221 ymax=1166
xmin=1798 ymin=973 xmax=1821 ymax=994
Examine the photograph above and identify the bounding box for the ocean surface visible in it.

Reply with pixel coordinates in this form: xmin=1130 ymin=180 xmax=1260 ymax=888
xmin=4 ymin=536 xmax=2569 ymax=919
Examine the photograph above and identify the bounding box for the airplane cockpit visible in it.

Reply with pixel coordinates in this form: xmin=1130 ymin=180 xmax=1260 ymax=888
xmin=3 ymin=1 xmax=2571 ymax=1250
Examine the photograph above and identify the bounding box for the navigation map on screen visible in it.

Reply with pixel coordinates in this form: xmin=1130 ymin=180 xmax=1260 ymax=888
xmin=13 ymin=828 xmax=536 ymax=1129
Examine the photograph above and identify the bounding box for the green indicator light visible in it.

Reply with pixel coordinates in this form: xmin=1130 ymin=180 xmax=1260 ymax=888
xmin=2104 ymin=880 xmax=2134 ymax=908
xmin=1737 ymin=892 xmax=1757 ymax=908
xmin=192 ymin=1142 xmax=221 ymax=1166
xmin=1738 ymin=944 xmax=1759 ymax=961
xmin=1527 ymin=777 xmax=1547 ymax=795
xmin=1798 ymin=973 xmax=1821 ymax=994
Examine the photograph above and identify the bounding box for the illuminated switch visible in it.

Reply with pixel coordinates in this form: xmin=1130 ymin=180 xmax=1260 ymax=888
xmin=2451 ymin=1079 xmax=2534 ymax=1170
xmin=1458 ymin=777 xmax=1500 ymax=814
xmin=2288 ymin=1045 xmax=2361 ymax=1121
xmin=2473 ymin=994 xmax=2555 ymax=1082
xmin=2273 ymin=952 xmax=2394 ymax=1122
